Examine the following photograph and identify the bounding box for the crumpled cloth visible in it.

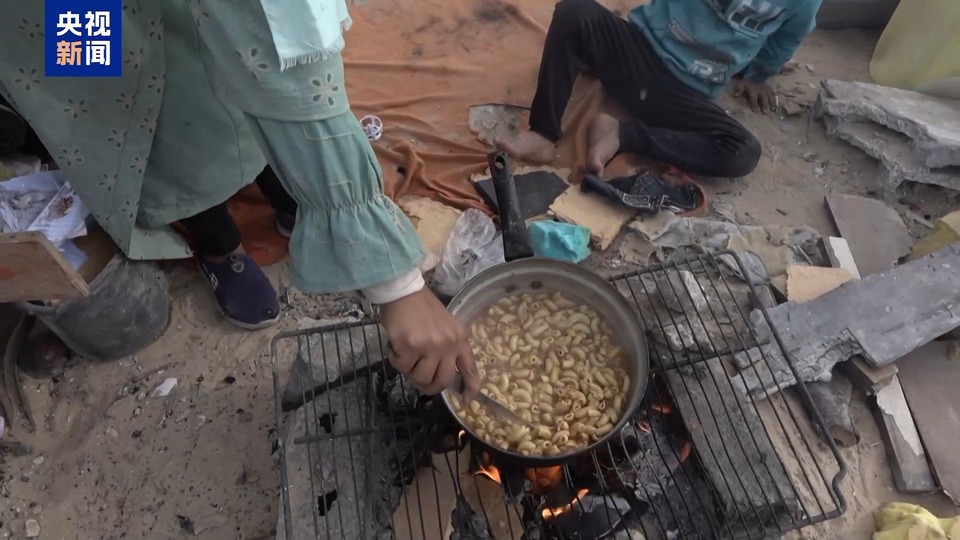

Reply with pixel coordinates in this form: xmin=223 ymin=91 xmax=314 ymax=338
xmin=258 ymin=0 xmax=353 ymax=70
xmin=874 ymin=502 xmax=960 ymax=540
xmin=628 ymin=213 xmax=823 ymax=280
xmin=529 ymin=221 xmax=591 ymax=264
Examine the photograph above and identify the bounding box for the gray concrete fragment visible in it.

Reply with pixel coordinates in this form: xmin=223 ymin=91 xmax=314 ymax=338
xmin=818 ymin=80 xmax=960 ymax=169
xmin=733 ymin=246 xmax=960 ymax=399
xmin=650 ymin=321 xmax=715 ymax=354
xmin=823 ymin=117 xmax=960 ymax=195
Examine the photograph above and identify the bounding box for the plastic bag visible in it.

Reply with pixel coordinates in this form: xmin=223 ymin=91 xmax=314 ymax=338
xmin=434 ymin=209 xmax=505 ymax=297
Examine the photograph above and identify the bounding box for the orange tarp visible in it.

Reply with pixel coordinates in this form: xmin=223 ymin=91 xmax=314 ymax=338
xmin=234 ymin=0 xmax=638 ymax=266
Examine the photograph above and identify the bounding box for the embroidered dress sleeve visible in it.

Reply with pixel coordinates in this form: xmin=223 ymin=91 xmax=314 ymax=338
xmin=193 ymin=0 xmax=425 ymax=294
xmin=742 ymin=1 xmax=822 ymax=83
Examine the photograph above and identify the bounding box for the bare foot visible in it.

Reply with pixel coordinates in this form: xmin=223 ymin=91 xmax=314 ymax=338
xmin=495 ymin=131 xmax=557 ymax=164
xmin=587 ymin=114 xmax=621 ymax=175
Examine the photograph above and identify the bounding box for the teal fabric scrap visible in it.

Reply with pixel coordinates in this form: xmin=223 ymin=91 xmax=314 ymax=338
xmin=528 ymin=221 xmax=591 ymax=263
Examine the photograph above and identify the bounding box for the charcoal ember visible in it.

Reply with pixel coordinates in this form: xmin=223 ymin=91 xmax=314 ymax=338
xmin=547 ymin=493 xmax=633 ymax=540
xmin=618 ymin=417 xmax=686 ymax=498
xmin=383 ymin=373 xmax=421 ymax=413
xmin=636 ymin=462 xmax=717 ymax=540
xmin=449 ymin=496 xmax=493 ymax=540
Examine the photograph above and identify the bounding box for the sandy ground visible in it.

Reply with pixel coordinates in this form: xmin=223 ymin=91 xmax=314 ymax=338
xmin=2 ymin=27 xmax=959 ymax=540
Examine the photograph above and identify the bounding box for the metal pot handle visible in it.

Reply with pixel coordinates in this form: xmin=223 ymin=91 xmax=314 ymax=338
xmin=488 ymin=151 xmax=534 ymax=262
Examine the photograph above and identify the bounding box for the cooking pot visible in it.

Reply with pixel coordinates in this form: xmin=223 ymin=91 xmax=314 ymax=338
xmin=441 ymin=151 xmax=649 ymax=467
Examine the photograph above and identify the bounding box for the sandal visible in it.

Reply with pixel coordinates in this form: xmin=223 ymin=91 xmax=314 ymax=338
xmin=199 ymin=253 xmax=281 ymax=330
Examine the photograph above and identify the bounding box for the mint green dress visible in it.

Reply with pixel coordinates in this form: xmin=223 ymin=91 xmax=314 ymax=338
xmin=0 ymin=0 xmax=423 ymax=293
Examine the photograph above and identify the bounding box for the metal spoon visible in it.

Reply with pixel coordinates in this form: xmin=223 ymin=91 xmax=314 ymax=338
xmin=449 ymin=372 xmax=533 ymax=428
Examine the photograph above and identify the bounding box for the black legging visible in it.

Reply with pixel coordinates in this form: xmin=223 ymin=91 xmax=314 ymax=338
xmin=529 ymin=0 xmax=762 ymax=178
xmin=180 ymin=166 xmax=297 ymax=257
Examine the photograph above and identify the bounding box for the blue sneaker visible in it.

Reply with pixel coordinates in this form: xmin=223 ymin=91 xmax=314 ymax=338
xmin=199 ymin=253 xmax=280 ymax=330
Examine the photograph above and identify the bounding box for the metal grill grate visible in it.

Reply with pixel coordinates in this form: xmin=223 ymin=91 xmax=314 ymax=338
xmin=271 ymin=252 xmax=847 ymax=540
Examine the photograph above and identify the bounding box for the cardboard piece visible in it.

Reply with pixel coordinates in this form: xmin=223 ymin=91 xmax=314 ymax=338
xmin=398 ymin=196 xmax=462 ymax=264
xmin=896 ymin=341 xmax=960 ymax=504
xmin=549 ymin=186 xmax=635 ymax=250
xmin=840 ymin=357 xmax=898 ymax=396
xmin=786 ymin=265 xmax=855 ymax=303
xmin=907 ymin=210 xmax=960 ymax=262
xmin=825 ymin=194 xmax=913 ymax=276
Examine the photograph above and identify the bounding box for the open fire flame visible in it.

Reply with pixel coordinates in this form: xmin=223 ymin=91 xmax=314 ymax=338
xmin=541 ymin=488 xmax=590 ymax=519
xmin=468 ymin=395 xmax=694 ymax=522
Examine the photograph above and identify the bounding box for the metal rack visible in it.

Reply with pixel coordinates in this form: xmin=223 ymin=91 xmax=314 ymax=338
xmin=270 ymin=252 xmax=847 ymax=540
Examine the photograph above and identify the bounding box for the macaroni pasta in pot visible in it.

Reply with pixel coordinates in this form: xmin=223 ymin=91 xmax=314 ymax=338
xmin=450 ymin=291 xmax=630 ymax=457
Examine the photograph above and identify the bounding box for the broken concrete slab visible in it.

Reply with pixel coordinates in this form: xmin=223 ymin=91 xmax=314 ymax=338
xmin=874 ymin=375 xmax=937 ymax=494
xmin=896 ymin=341 xmax=960 ymax=504
xmin=825 ymin=194 xmax=914 ymax=276
xmin=818 ymin=80 xmax=960 ymax=169
xmin=732 ymin=245 xmax=960 ymax=398
xmin=785 ymin=265 xmax=855 ymax=303
xmin=822 ymin=117 xmax=960 ymax=195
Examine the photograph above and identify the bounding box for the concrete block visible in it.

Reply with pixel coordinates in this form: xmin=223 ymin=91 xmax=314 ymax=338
xmin=732 ymin=245 xmax=960 ymax=399
xmin=819 ymin=80 xmax=960 ymax=169
xmin=822 ymin=117 xmax=960 ymax=195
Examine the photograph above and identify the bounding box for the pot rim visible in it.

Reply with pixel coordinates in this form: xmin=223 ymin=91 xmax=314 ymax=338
xmin=441 ymin=257 xmax=649 ymax=466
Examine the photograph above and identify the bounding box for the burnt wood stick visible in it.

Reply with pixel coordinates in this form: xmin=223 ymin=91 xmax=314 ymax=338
xmin=804 ymin=370 xmax=860 ymax=448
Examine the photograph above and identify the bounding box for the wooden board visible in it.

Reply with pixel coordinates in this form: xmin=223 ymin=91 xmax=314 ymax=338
xmin=825 ymin=194 xmax=913 ymax=276
xmin=840 ymin=356 xmax=897 ymax=395
xmin=0 ymin=232 xmax=88 ymax=303
xmin=873 ymin=376 xmax=936 ymax=493
xmin=896 ymin=341 xmax=960 ymax=504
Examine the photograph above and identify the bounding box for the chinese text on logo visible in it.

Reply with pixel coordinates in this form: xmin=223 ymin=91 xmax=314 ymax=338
xmin=45 ymin=0 xmax=122 ymax=77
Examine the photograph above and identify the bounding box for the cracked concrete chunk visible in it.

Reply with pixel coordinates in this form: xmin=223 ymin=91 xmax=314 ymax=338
xmin=651 ymin=321 xmax=714 ymax=354
xmin=825 ymin=194 xmax=913 ymax=277
xmin=823 ymin=117 xmax=960 ymax=194
xmin=819 ymin=80 xmax=960 ymax=169
xmin=733 ymin=245 xmax=960 ymax=398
